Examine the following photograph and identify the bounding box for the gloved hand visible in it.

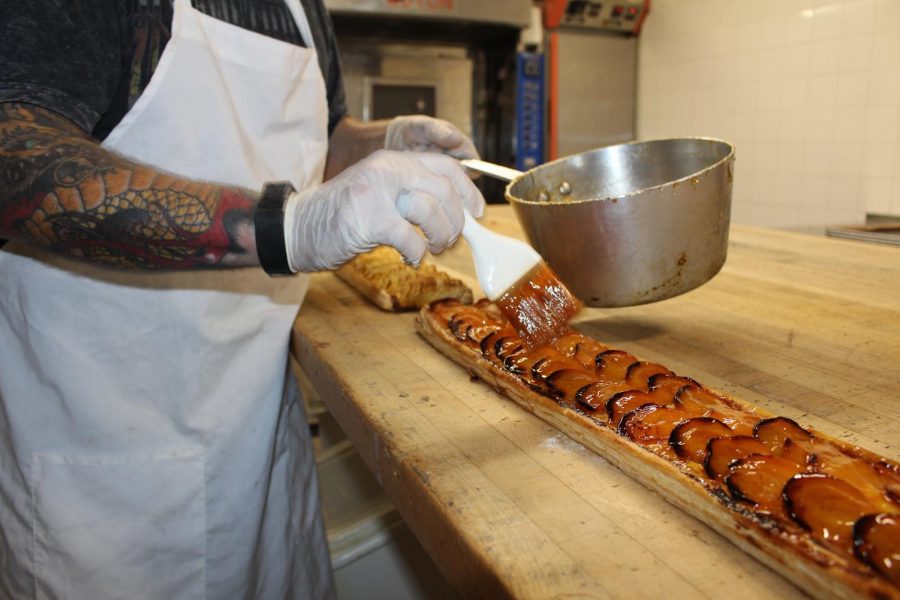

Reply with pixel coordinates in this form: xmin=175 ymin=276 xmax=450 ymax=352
xmin=384 ymin=115 xmax=479 ymax=160
xmin=283 ymin=150 xmax=485 ymax=272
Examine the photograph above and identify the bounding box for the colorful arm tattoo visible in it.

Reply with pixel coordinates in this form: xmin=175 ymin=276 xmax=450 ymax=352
xmin=0 ymin=102 xmax=260 ymax=269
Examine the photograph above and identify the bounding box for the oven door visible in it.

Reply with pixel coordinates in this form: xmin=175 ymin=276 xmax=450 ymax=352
xmin=341 ymin=43 xmax=473 ymax=139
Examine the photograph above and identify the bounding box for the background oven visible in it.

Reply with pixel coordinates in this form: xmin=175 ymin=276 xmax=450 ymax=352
xmin=326 ymin=0 xmax=531 ymax=203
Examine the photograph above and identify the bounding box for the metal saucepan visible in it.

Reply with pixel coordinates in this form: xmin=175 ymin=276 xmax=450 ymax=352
xmin=462 ymin=138 xmax=735 ymax=308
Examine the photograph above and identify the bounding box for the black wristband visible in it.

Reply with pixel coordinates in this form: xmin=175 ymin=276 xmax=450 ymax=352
xmin=255 ymin=181 xmax=296 ymax=276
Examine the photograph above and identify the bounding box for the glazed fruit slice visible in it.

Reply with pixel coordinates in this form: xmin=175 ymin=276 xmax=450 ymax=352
xmin=448 ymin=314 xmax=475 ymax=340
xmin=620 ymin=404 xmax=690 ymax=457
xmin=725 ymin=454 xmax=806 ymax=519
xmin=531 ymin=355 xmax=587 ymax=382
xmin=546 ymin=369 xmax=601 ymax=404
xmin=805 ymin=444 xmax=900 ymax=512
xmin=594 ymin=349 xmax=638 ymax=381
xmin=625 ymin=361 xmax=673 ymax=390
xmin=555 ymin=334 xmax=609 ymax=367
xmin=674 ymin=386 xmax=756 ymax=435
xmin=704 ymin=436 xmax=770 ymax=481
xmin=579 ymin=382 xmax=634 ymax=412
xmin=479 ymin=329 xmax=506 ymax=358
xmin=553 ymin=332 xmax=592 ymax=358
xmin=669 ymin=417 xmax=733 ymax=463
xmin=754 ymin=417 xmax=813 ymax=465
xmin=606 ymin=390 xmax=658 ymax=429
xmin=853 ymin=513 xmax=900 ymax=586
xmin=648 ymin=374 xmax=699 ymax=399
xmin=875 ymin=461 xmax=900 ymax=506
xmin=784 ymin=473 xmax=874 ymax=554
xmin=494 ymin=336 xmax=525 ymax=360
xmin=503 ymin=346 xmax=559 ymax=377
xmin=447 ymin=308 xmax=496 ymax=340
xmin=467 ymin=323 xmax=501 ymax=344
xmin=570 ymin=382 xmax=622 ymax=412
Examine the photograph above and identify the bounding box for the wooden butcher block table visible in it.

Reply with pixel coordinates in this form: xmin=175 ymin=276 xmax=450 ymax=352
xmin=291 ymin=205 xmax=900 ymax=599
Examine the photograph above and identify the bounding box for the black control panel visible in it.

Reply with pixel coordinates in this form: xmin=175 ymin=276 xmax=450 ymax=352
xmin=561 ymin=0 xmax=649 ymax=35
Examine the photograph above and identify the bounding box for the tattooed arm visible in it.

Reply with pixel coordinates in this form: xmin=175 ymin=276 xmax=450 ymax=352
xmin=0 ymin=102 xmax=261 ymax=269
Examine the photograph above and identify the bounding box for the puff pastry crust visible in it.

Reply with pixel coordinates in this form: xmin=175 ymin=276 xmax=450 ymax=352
xmin=416 ymin=299 xmax=900 ymax=600
xmin=336 ymin=246 xmax=473 ymax=311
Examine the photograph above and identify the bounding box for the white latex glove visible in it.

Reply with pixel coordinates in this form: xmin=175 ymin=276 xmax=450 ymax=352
xmin=384 ymin=115 xmax=480 ymax=160
xmin=284 ymin=150 xmax=485 ymax=272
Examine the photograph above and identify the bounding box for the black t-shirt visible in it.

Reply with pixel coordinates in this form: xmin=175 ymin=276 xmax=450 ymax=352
xmin=0 ymin=0 xmax=348 ymax=139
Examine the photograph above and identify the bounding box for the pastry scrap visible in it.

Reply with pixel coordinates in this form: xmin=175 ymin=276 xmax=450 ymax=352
xmin=336 ymin=246 xmax=473 ymax=311
xmin=416 ymin=299 xmax=900 ymax=600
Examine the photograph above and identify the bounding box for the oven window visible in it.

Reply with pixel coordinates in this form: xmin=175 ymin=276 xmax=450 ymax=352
xmin=372 ymin=84 xmax=436 ymax=120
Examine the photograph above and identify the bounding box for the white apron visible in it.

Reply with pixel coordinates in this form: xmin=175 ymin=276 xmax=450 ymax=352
xmin=0 ymin=0 xmax=332 ymax=597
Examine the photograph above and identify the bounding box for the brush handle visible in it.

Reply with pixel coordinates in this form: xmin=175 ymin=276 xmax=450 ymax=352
xmin=460 ymin=159 xmax=524 ymax=183
xmin=462 ymin=211 xmax=541 ymax=301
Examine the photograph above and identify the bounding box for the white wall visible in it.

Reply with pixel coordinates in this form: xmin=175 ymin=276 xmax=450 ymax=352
xmin=637 ymin=0 xmax=900 ymax=230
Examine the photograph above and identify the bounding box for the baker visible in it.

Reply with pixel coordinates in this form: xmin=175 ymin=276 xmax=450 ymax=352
xmin=0 ymin=0 xmax=484 ymax=597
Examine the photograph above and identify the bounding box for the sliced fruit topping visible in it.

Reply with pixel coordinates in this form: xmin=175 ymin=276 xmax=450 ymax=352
xmin=431 ymin=298 xmax=464 ymax=319
xmin=704 ymin=436 xmax=770 ymax=481
xmin=531 ymin=355 xmax=584 ymax=382
xmin=625 ymin=361 xmax=673 ymax=390
xmin=784 ymin=473 xmax=874 ymax=553
xmin=853 ymin=513 xmax=900 ymax=586
xmin=594 ymin=350 xmax=638 ymax=382
xmin=494 ymin=336 xmax=524 ymax=360
xmin=643 ymin=385 xmax=688 ymax=406
xmin=669 ymin=417 xmax=733 ymax=463
xmin=576 ymin=381 xmax=634 ymax=412
xmin=648 ymin=374 xmax=699 ymax=398
xmin=671 ymin=385 xmax=704 ymax=412
xmin=725 ymin=454 xmax=806 ymax=519
xmin=674 ymin=386 xmax=756 ymax=434
xmin=807 ymin=444 xmax=900 ymax=513
xmin=554 ymin=332 xmax=589 ymax=357
xmin=620 ymin=404 xmax=690 ymax=457
xmin=555 ymin=334 xmax=608 ymax=366
xmin=546 ymin=369 xmax=600 ymax=403
xmin=875 ymin=461 xmax=900 ymax=507
xmin=453 ymin=303 xmax=488 ymax=319
xmin=503 ymin=346 xmax=558 ymax=377
xmin=447 ymin=315 xmax=471 ymax=340
xmin=574 ymin=383 xmax=605 ymax=412
xmin=479 ymin=330 xmax=502 ymax=358
xmin=447 ymin=306 xmax=492 ymax=331
xmin=875 ymin=460 xmax=900 ymax=479
xmin=606 ymin=390 xmax=658 ymax=429
xmin=467 ymin=323 xmax=501 ymax=344
xmin=754 ymin=417 xmax=813 ymax=459
xmin=572 ymin=340 xmax=611 ymax=365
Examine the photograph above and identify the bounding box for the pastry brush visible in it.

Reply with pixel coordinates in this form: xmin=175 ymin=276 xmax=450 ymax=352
xmin=461 ymin=201 xmax=581 ymax=349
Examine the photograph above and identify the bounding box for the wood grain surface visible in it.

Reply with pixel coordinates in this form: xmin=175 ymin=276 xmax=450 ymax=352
xmin=291 ymin=205 xmax=900 ymax=599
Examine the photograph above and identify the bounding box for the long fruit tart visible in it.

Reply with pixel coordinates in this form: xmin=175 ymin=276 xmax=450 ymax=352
xmin=416 ymin=298 xmax=900 ymax=600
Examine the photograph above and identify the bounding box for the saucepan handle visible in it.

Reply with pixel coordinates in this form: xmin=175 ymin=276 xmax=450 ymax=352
xmin=460 ymin=159 xmax=524 ymax=183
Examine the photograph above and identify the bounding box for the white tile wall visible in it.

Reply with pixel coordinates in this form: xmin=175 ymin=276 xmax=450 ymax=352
xmin=637 ymin=0 xmax=900 ymax=230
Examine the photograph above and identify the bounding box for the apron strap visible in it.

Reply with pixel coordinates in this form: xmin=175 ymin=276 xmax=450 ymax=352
xmin=282 ymin=0 xmax=317 ymax=52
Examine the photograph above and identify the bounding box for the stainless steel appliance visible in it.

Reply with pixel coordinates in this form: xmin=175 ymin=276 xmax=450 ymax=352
xmin=324 ymin=0 xmax=533 ymax=201
xmin=324 ymin=0 xmax=531 ymax=28
xmin=338 ymin=42 xmax=474 ymax=140
xmin=544 ymin=0 xmax=650 ymax=159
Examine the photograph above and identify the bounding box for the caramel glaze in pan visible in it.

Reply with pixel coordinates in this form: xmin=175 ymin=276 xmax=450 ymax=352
xmin=419 ymin=299 xmax=900 ymax=595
